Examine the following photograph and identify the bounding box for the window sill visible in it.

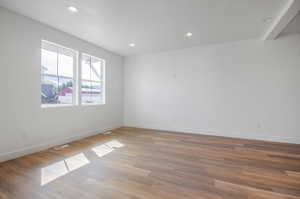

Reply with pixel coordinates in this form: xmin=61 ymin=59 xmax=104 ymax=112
xmin=41 ymin=103 xmax=105 ymax=108
xmin=41 ymin=104 xmax=76 ymax=108
xmin=81 ymin=103 xmax=105 ymax=107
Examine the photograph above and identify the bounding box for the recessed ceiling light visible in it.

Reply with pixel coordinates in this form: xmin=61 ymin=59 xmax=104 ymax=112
xmin=186 ymin=32 xmax=193 ymax=37
xmin=129 ymin=43 xmax=135 ymax=47
xmin=68 ymin=6 xmax=78 ymax=13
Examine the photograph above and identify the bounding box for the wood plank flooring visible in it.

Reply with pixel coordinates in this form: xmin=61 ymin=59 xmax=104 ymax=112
xmin=0 ymin=127 xmax=300 ymax=199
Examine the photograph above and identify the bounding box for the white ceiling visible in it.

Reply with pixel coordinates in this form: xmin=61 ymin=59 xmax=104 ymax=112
xmin=0 ymin=0 xmax=287 ymax=56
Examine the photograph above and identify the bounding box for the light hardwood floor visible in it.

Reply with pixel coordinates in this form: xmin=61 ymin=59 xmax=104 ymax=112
xmin=0 ymin=127 xmax=300 ymax=199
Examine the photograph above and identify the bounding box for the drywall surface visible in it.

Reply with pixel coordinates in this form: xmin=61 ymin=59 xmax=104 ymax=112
xmin=124 ymin=34 xmax=300 ymax=144
xmin=0 ymin=7 xmax=123 ymax=162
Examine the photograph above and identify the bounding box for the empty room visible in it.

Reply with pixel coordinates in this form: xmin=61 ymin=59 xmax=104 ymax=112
xmin=0 ymin=0 xmax=300 ymax=198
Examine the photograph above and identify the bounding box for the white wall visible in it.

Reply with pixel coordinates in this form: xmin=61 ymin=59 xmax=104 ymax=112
xmin=124 ymin=34 xmax=300 ymax=144
xmin=0 ymin=7 xmax=124 ymax=162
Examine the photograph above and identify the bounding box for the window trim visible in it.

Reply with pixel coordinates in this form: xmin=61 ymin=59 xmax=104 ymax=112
xmin=41 ymin=40 xmax=79 ymax=108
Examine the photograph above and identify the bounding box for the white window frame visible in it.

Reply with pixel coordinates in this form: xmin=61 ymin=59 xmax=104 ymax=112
xmin=41 ymin=40 xmax=79 ymax=108
xmin=80 ymin=53 xmax=106 ymax=106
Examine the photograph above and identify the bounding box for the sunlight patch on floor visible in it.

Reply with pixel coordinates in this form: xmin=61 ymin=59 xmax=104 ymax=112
xmin=41 ymin=153 xmax=90 ymax=185
xmin=92 ymin=140 xmax=124 ymax=157
xmin=41 ymin=140 xmax=124 ymax=186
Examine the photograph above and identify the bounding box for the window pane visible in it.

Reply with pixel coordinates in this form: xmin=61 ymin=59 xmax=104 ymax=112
xmin=81 ymin=80 xmax=91 ymax=104
xmin=57 ymin=77 xmax=73 ymax=104
xmin=81 ymin=55 xmax=90 ymax=80
xmin=41 ymin=41 xmax=76 ymax=106
xmin=91 ymin=58 xmax=101 ymax=81
xmin=81 ymin=81 xmax=102 ymax=104
xmin=80 ymin=54 xmax=105 ymax=105
xmin=58 ymin=53 xmax=73 ymax=78
xmin=90 ymin=82 xmax=103 ymax=104
xmin=41 ymin=75 xmax=59 ymax=104
xmin=42 ymin=49 xmax=57 ymax=76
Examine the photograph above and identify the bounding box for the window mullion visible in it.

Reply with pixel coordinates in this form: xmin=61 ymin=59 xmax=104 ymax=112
xmin=89 ymin=56 xmax=92 ymax=102
xmin=77 ymin=53 xmax=81 ymax=106
xmin=56 ymin=49 xmax=60 ymax=104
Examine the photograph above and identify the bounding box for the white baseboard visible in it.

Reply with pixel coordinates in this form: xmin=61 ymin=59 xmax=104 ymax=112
xmin=0 ymin=125 xmax=121 ymax=163
xmin=1 ymin=124 xmax=298 ymax=163
xmin=125 ymin=124 xmax=300 ymax=144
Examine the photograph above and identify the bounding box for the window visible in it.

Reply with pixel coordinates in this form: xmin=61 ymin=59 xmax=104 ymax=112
xmin=40 ymin=40 xmax=105 ymax=107
xmin=81 ymin=54 xmax=105 ymax=105
xmin=41 ymin=41 xmax=77 ymax=106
